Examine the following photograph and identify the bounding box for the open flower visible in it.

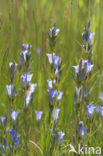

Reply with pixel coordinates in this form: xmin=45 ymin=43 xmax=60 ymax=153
xmin=21 ymin=73 xmax=33 ymax=86
xmin=35 ymin=110 xmax=43 ymax=121
xmin=22 ymin=43 xmax=32 ymax=51
xmin=14 ymin=136 xmax=20 ymax=147
xmin=26 ymin=83 xmax=37 ymax=107
xmin=99 ymin=92 xmax=103 ymax=101
xmin=6 ymin=84 xmax=17 ymax=97
xmin=10 ymin=109 xmax=19 ymax=121
xmin=100 ymin=106 xmax=103 ymax=118
xmin=19 ymin=43 xmax=32 ymax=64
xmin=48 ymin=88 xmax=57 ymax=103
xmin=58 ymin=132 xmax=65 ymax=142
xmin=86 ymin=104 xmax=96 ymax=117
xmin=10 ymin=129 xmax=17 ymax=140
xmin=53 ymin=108 xmax=60 ymax=121
xmin=57 ymin=91 xmax=63 ymax=101
xmin=82 ymin=31 xmax=95 ymax=43
xmin=46 ymin=53 xmax=61 ymax=67
xmin=36 ymin=48 xmax=41 ymax=55
xmin=73 ymin=59 xmax=93 ymax=76
xmin=46 ymin=53 xmax=55 ymax=64
xmin=81 ymin=127 xmax=88 ymax=138
xmin=78 ymin=121 xmax=84 ymax=133
xmin=10 ymin=129 xmax=20 ymax=147
xmin=0 ymin=116 xmax=6 ymax=124
xmin=78 ymin=121 xmax=87 ymax=138
xmin=47 ymin=79 xmax=56 ymax=89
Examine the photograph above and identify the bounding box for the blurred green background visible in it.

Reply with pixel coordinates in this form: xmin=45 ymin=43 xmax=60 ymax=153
xmin=0 ymin=0 xmax=103 ymax=155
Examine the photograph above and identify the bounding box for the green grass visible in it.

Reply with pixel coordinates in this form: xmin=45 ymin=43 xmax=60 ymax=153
xmin=0 ymin=0 xmax=103 ymax=155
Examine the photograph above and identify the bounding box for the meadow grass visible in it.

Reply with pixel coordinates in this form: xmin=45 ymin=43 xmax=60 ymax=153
xmin=0 ymin=0 xmax=103 ymax=155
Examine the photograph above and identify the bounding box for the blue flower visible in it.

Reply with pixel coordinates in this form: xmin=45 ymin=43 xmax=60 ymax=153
xmin=10 ymin=129 xmax=20 ymax=147
xmin=10 ymin=129 xmax=17 ymax=140
xmin=82 ymin=31 xmax=95 ymax=43
xmin=75 ymin=86 xmax=83 ymax=96
xmin=29 ymin=83 xmax=37 ymax=94
xmin=58 ymin=132 xmax=65 ymax=142
xmin=100 ymin=106 xmax=103 ymax=118
xmin=95 ymin=105 xmax=100 ymax=113
xmin=0 ymin=116 xmax=6 ymax=124
xmin=19 ymin=43 xmax=32 ymax=64
xmin=6 ymin=84 xmax=17 ymax=97
xmin=9 ymin=61 xmax=17 ymax=79
xmin=46 ymin=53 xmax=61 ymax=67
xmin=53 ymin=108 xmax=60 ymax=121
xmin=19 ymin=51 xmax=28 ymax=64
xmin=78 ymin=121 xmax=84 ymax=133
xmin=78 ymin=121 xmax=87 ymax=138
xmin=83 ymin=60 xmax=94 ymax=74
xmin=72 ymin=65 xmax=79 ymax=74
xmin=35 ymin=110 xmax=43 ymax=121
xmin=10 ymin=109 xmax=19 ymax=121
xmin=81 ymin=127 xmax=88 ymax=138
xmin=55 ymin=66 xmax=60 ymax=76
xmin=36 ymin=48 xmax=41 ymax=55
xmin=47 ymin=79 xmax=56 ymax=89
xmin=14 ymin=136 xmax=20 ymax=147
xmin=0 ymin=144 xmax=5 ymax=153
xmin=26 ymin=83 xmax=37 ymax=107
xmin=86 ymin=104 xmax=96 ymax=117
xmin=74 ymin=86 xmax=83 ymax=103
xmin=21 ymin=73 xmax=33 ymax=86
xmin=73 ymin=60 xmax=93 ymax=75
xmin=49 ymin=23 xmax=60 ymax=38
xmin=46 ymin=53 xmax=55 ymax=64
xmin=99 ymin=92 xmax=103 ymax=101
xmin=53 ymin=55 xmax=61 ymax=67
xmin=48 ymin=88 xmax=57 ymax=103
xmin=57 ymin=91 xmax=63 ymax=101
xmin=2 ymin=144 xmax=5 ymax=152
xmin=22 ymin=43 xmax=32 ymax=50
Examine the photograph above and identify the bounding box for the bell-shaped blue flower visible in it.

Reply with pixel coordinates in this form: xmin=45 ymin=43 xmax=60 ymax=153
xmin=0 ymin=116 xmax=6 ymax=124
xmin=78 ymin=121 xmax=87 ymax=138
xmin=10 ymin=129 xmax=17 ymax=140
xmin=53 ymin=55 xmax=61 ymax=67
xmin=48 ymin=88 xmax=57 ymax=103
xmin=72 ymin=65 xmax=79 ymax=74
xmin=57 ymin=91 xmax=63 ymax=101
xmin=58 ymin=132 xmax=65 ymax=142
xmin=22 ymin=43 xmax=32 ymax=51
xmin=99 ymin=92 xmax=103 ymax=101
xmin=21 ymin=73 xmax=33 ymax=86
xmin=26 ymin=83 xmax=37 ymax=107
xmin=82 ymin=31 xmax=95 ymax=43
xmin=10 ymin=129 xmax=20 ymax=147
xmin=81 ymin=127 xmax=88 ymax=138
xmin=47 ymin=79 xmax=56 ymax=89
xmin=86 ymin=104 xmax=96 ymax=117
xmin=14 ymin=136 xmax=20 ymax=147
xmin=53 ymin=108 xmax=60 ymax=121
xmin=6 ymin=84 xmax=17 ymax=97
xmin=78 ymin=121 xmax=84 ymax=133
xmin=35 ymin=110 xmax=43 ymax=121
xmin=10 ymin=109 xmax=19 ymax=121
xmin=46 ymin=53 xmax=55 ymax=64
xmin=100 ymin=106 xmax=103 ymax=118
